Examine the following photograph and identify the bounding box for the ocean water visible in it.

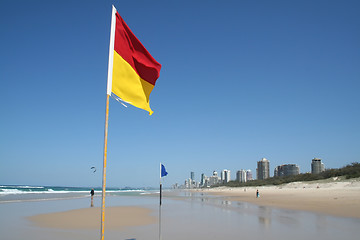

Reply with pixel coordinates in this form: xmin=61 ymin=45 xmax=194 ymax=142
xmin=0 ymin=185 xmax=157 ymax=203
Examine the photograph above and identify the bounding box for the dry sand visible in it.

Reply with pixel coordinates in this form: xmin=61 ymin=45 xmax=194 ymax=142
xmin=200 ymin=177 xmax=360 ymax=218
xmin=28 ymin=206 xmax=157 ymax=230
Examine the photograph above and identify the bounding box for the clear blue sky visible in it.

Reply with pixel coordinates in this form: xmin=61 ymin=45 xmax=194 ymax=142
xmin=1 ymin=0 xmax=359 ymax=188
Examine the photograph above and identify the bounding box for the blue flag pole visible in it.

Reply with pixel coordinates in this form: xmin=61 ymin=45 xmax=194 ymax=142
xmin=160 ymin=163 xmax=162 ymax=206
xmin=159 ymin=163 xmax=168 ymax=240
xmin=159 ymin=163 xmax=162 ymax=240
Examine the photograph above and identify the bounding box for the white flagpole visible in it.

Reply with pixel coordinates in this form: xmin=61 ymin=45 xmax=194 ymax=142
xmin=101 ymin=5 xmax=116 ymax=240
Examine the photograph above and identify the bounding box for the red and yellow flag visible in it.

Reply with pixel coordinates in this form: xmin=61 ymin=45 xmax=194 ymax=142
xmin=107 ymin=6 xmax=161 ymax=115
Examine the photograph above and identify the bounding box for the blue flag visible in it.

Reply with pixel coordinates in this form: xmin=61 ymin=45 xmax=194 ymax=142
xmin=161 ymin=164 xmax=168 ymax=177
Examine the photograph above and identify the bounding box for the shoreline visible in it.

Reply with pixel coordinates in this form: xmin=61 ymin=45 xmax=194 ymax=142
xmin=197 ymin=178 xmax=360 ymax=219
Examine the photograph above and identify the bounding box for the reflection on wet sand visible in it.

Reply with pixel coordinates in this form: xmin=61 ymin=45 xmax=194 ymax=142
xmin=258 ymin=206 xmax=272 ymax=227
xmin=166 ymin=190 xmax=360 ymax=240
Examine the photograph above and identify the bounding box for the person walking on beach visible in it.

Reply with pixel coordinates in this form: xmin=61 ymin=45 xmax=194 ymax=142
xmin=256 ymin=189 xmax=259 ymax=198
xmin=90 ymin=188 xmax=94 ymax=207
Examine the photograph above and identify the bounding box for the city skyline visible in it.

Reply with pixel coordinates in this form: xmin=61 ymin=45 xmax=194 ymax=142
xmin=181 ymin=157 xmax=327 ymax=187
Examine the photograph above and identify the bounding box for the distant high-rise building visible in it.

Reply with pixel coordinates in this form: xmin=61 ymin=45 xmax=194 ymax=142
xmin=208 ymin=171 xmax=220 ymax=186
xmin=236 ymin=169 xmax=247 ymax=183
xmin=246 ymin=170 xmax=253 ymax=181
xmin=208 ymin=176 xmax=217 ymax=186
xmin=274 ymin=164 xmax=300 ymax=177
xmin=221 ymin=169 xmax=231 ymax=183
xmin=190 ymin=172 xmax=195 ymax=181
xmin=311 ymin=158 xmax=325 ymax=174
xmin=257 ymin=158 xmax=270 ymax=180
xmin=274 ymin=167 xmax=278 ymax=177
xmin=184 ymin=179 xmax=190 ymax=189
xmin=200 ymin=173 xmax=206 ymax=187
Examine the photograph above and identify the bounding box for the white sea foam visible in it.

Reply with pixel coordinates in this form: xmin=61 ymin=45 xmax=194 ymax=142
xmin=0 ymin=189 xmax=88 ymax=196
xmin=140 ymin=192 xmax=153 ymax=195
xmin=0 ymin=195 xmax=88 ymax=204
xmin=0 ymin=189 xmax=146 ymax=196
xmin=0 ymin=189 xmax=24 ymax=195
xmin=0 ymin=185 xmax=150 ymax=199
xmin=107 ymin=189 xmax=145 ymax=193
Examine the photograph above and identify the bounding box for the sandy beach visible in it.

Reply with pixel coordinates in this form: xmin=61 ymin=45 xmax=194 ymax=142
xmin=2 ymin=182 xmax=360 ymax=240
xmin=28 ymin=206 xmax=157 ymax=230
xmin=200 ymin=177 xmax=360 ymax=218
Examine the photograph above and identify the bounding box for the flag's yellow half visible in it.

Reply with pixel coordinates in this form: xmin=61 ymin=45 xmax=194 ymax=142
xmin=107 ymin=6 xmax=161 ymax=115
xmin=112 ymin=51 xmax=155 ymax=115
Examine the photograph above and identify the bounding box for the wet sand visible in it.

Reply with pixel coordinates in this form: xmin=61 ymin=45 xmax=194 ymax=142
xmin=201 ymin=178 xmax=360 ymax=218
xmin=28 ymin=206 xmax=157 ymax=230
